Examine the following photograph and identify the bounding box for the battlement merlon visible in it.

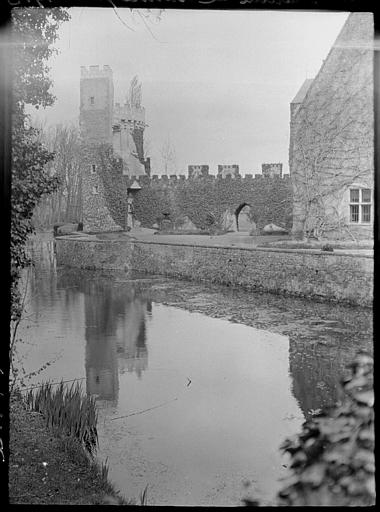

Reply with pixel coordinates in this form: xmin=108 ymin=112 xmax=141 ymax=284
xmin=80 ymin=65 xmax=113 ymax=78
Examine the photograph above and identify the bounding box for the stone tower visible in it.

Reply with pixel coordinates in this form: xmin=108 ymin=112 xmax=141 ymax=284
xmin=79 ymin=66 xmax=148 ymax=232
xmin=80 ymin=65 xmax=114 ymax=144
xmin=80 ymin=65 xmax=121 ymax=233
xmin=112 ymin=76 xmax=147 ymax=176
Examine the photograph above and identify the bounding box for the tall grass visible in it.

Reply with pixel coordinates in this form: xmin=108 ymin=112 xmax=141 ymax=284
xmin=25 ymin=381 xmax=98 ymax=455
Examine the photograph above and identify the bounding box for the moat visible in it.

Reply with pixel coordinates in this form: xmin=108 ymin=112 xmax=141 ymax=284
xmin=17 ymin=235 xmax=372 ymax=506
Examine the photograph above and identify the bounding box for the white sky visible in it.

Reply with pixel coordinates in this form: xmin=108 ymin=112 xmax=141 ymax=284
xmin=31 ymin=8 xmax=349 ymax=175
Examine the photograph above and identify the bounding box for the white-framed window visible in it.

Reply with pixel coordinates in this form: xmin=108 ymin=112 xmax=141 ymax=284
xmin=349 ymin=188 xmax=371 ymax=224
xmin=92 ymin=185 xmax=99 ymax=195
xmin=91 ymin=164 xmax=96 ymax=174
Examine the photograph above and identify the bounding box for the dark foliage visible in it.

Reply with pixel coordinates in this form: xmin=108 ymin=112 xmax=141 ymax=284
xmin=11 ymin=8 xmax=69 ymax=320
xmin=277 ymin=352 xmax=374 ymax=506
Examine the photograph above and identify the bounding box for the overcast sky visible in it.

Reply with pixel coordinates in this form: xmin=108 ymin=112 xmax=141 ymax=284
xmin=31 ymin=8 xmax=349 ymax=175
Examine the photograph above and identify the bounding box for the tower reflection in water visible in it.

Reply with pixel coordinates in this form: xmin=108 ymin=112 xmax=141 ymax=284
xmin=83 ymin=279 xmax=150 ymax=403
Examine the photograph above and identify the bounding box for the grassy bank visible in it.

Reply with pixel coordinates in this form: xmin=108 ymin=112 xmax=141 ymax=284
xmin=9 ymin=391 xmax=130 ymax=505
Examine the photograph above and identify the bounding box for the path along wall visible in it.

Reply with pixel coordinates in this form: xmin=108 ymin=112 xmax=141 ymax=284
xmin=55 ymin=238 xmax=373 ymax=307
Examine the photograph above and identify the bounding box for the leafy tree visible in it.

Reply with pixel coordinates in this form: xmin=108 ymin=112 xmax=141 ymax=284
xmin=11 ymin=7 xmax=70 ymax=321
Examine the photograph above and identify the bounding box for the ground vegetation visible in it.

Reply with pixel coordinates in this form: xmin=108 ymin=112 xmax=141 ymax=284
xmin=9 ymin=391 xmax=129 ymax=505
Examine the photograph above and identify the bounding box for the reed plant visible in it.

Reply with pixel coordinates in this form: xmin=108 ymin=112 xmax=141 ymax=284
xmin=25 ymin=381 xmax=98 ymax=455
xmin=139 ymin=484 xmax=148 ymax=506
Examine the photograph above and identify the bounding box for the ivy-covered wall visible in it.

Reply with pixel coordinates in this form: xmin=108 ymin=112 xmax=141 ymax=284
xmin=93 ymin=146 xmax=293 ymax=232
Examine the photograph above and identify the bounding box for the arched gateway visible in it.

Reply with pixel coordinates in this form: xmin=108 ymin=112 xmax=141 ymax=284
xmin=235 ymin=203 xmax=256 ymax=232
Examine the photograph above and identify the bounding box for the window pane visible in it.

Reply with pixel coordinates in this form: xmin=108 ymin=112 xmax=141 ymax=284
xmin=350 ymin=205 xmax=359 ymax=222
xmin=361 ymin=189 xmax=371 ymax=202
xmin=362 ymin=204 xmax=371 ymax=223
xmin=350 ymin=189 xmax=359 ymax=203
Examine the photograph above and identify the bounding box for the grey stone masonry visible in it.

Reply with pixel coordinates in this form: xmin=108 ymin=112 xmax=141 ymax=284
xmin=55 ymin=237 xmax=373 ymax=307
xmin=81 ymin=144 xmax=122 ymax=232
xmin=289 ymin=13 xmax=374 ymax=240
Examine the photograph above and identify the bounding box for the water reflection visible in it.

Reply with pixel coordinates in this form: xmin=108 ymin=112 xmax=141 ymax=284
xmin=84 ymin=283 xmax=120 ymax=401
xmin=135 ymin=277 xmax=372 ymax=421
xmin=55 ymin=271 xmax=150 ymax=401
xmin=116 ymin=295 xmax=148 ymax=379
xmin=30 ymin=234 xmax=372 ymax=417
xmin=18 ymin=235 xmax=372 ymax=505
xmin=289 ymin=336 xmax=347 ymax=418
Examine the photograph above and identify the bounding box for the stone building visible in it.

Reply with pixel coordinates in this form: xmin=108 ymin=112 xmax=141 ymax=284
xmin=80 ymin=65 xmax=149 ymax=232
xmin=289 ymin=13 xmax=374 ymax=240
xmin=79 ymin=66 xmax=291 ymax=233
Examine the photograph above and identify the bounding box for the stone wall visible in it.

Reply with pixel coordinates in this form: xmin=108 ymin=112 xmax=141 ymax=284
xmin=132 ymin=242 xmax=373 ymax=306
xmin=81 ymin=144 xmax=123 ymax=232
xmin=88 ymin=145 xmax=293 ymax=232
xmin=55 ymin=237 xmax=373 ymax=307
xmin=79 ymin=66 xmax=292 ymax=234
xmin=55 ymin=237 xmax=134 ymax=270
xmin=132 ymin=174 xmax=292 ymax=232
xmin=289 ymin=13 xmax=374 ymax=240
xmin=82 ymin=146 xmax=293 ymax=232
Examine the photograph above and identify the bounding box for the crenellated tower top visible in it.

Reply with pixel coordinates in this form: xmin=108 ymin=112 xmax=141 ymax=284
xmin=80 ymin=64 xmax=114 ymax=144
xmin=80 ymin=64 xmax=113 ymax=78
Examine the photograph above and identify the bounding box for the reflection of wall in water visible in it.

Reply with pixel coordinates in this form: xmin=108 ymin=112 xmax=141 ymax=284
xmin=288 ymin=336 xmax=363 ymax=420
xmin=83 ymin=279 xmax=151 ymax=400
xmin=116 ymin=298 xmax=149 ymax=379
xmin=27 ymin=239 xmax=59 ymax=314
xmin=85 ymin=282 xmax=120 ymax=400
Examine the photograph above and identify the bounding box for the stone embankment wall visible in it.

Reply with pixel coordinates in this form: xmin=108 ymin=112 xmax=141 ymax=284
xmin=55 ymin=238 xmax=134 ymax=271
xmin=55 ymin=238 xmax=373 ymax=307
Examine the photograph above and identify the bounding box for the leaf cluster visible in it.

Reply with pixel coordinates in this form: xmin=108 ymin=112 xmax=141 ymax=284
xmin=278 ymin=352 xmax=374 ymax=506
xmin=12 ymin=8 xmax=70 ymax=109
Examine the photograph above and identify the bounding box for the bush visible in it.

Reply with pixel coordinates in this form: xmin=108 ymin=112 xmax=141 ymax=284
xmin=277 ymin=352 xmax=374 ymax=506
